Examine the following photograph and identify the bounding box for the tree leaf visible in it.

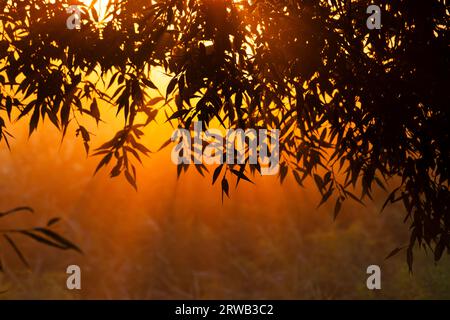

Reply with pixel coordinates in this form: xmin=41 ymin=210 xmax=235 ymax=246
xmin=385 ymin=246 xmax=405 ymax=260
xmin=0 ymin=206 xmax=34 ymax=218
xmin=4 ymin=234 xmax=29 ymax=268
xmin=212 ymin=165 xmax=223 ymax=185
xmin=221 ymin=178 xmax=229 ymax=203
xmin=47 ymin=217 xmax=61 ymax=227
xmin=334 ymin=198 xmax=342 ymax=220
xmin=33 ymin=228 xmax=82 ymax=254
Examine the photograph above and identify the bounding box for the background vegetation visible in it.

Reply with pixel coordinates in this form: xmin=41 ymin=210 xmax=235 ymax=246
xmin=0 ymin=123 xmax=449 ymax=299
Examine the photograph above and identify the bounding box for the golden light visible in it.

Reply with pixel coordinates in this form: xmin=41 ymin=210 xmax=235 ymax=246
xmin=82 ymin=0 xmax=111 ymax=23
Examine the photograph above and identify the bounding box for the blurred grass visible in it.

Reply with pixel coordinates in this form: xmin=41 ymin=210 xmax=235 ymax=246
xmin=0 ymin=122 xmax=449 ymax=300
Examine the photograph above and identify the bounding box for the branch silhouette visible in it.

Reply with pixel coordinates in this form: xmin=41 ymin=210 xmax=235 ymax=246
xmin=0 ymin=207 xmax=81 ymax=274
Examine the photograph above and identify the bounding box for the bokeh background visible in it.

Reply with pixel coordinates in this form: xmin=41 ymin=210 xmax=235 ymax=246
xmin=0 ymin=114 xmax=449 ymax=300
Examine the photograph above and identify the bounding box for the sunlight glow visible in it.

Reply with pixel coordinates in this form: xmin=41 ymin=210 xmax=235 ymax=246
xmin=82 ymin=0 xmax=111 ymax=23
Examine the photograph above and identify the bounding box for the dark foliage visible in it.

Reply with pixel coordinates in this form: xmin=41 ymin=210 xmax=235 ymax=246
xmin=0 ymin=0 xmax=448 ymax=269
xmin=0 ymin=207 xmax=81 ymax=273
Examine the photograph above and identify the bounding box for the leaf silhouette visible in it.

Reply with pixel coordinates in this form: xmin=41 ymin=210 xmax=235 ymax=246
xmin=221 ymin=178 xmax=229 ymax=203
xmin=385 ymin=247 xmax=406 ymax=260
xmin=0 ymin=206 xmax=34 ymax=218
xmin=4 ymin=234 xmax=29 ymax=268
